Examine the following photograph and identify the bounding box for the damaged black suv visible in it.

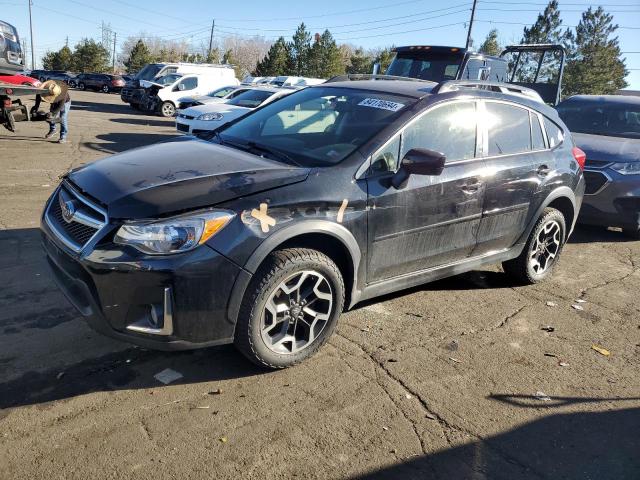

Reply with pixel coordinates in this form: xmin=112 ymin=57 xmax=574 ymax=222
xmin=41 ymin=77 xmax=585 ymax=368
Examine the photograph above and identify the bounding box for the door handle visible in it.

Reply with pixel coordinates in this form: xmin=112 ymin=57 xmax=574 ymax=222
xmin=537 ymin=165 xmax=551 ymax=176
xmin=461 ymin=182 xmax=481 ymax=193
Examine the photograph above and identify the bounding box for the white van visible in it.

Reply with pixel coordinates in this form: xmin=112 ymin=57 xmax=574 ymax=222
xmin=143 ymin=68 xmax=239 ymax=117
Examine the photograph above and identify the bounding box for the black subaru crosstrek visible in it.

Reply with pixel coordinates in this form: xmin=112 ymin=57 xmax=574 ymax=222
xmin=41 ymin=78 xmax=586 ymax=368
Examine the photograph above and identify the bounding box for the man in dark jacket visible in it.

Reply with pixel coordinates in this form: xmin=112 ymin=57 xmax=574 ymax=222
xmin=32 ymin=80 xmax=71 ymax=143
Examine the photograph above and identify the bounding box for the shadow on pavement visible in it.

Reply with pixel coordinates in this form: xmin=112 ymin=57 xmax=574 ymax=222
xmin=81 ymin=132 xmax=181 ymax=154
xmin=354 ymin=400 xmax=640 ymax=479
xmin=71 ymin=100 xmax=138 ymax=115
xmin=0 ymin=228 xmax=265 ymax=410
xmin=569 ymin=224 xmax=636 ymax=244
xmin=110 ymin=117 xmax=175 ymax=128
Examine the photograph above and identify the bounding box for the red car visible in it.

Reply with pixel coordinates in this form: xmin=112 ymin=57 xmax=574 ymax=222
xmin=0 ymin=74 xmax=41 ymax=87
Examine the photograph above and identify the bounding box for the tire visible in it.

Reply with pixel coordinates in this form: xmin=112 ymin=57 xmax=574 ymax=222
xmin=159 ymin=101 xmax=176 ymax=117
xmin=503 ymin=207 xmax=566 ymax=284
xmin=79 ymin=83 xmax=85 ymax=90
xmin=129 ymin=103 xmax=141 ymax=110
xmin=102 ymin=84 xmax=110 ymax=93
xmin=235 ymin=248 xmax=345 ymax=369
xmin=39 ymin=76 xmax=46 ymax=82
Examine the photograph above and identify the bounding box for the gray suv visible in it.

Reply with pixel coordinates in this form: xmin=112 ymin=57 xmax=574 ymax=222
xmin=557 ymin=95 xmax=640 ymax=238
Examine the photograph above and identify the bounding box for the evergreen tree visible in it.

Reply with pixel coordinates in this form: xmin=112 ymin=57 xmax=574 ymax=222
xmin=373 ymin=47 xmax=395 ymax=73
xmin=254 ymin=37 xmax=292 ymax=76
xmin=522 ymin=0 xmax=570 ymax=45
xmin=290 ymin=23 xmax=312 ymax=75
xmin=222 ymin=49 xmax=242 ymax=78
xmin=307 ymin=30 xmax=344 ymax=78
xmin=563 ymin=7 xmax=628 ymax=96
xmin=124 ymin=39 xmax=153 ymax=73
xmin=479 ymin=29 xmax=501 ymax=56
xmin=72 ymin=39 xmax=110 ymax=72
xmin=206 ymin=48 xmax=220 ymax=63
xmin=42 ymin=45 xmax=74 ymax=70
xmin=347 ymin=48 xmax=374 ymax=74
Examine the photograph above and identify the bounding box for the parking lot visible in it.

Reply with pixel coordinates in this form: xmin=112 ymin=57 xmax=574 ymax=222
xmin=0 ymin=90 xmax=639 ymax=479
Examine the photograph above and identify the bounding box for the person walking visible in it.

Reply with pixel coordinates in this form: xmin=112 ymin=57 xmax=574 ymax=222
xmin=32 ymin=80 xmax=71 ymax=143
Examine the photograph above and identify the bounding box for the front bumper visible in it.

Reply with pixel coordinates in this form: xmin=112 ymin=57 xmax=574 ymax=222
xmin=175 ymin=116 xmax=225 ymax=135
xmin=578 ymin=168 xmax=640 ymax=229
xmin=40 ymin=203 xmax=246 ymax=351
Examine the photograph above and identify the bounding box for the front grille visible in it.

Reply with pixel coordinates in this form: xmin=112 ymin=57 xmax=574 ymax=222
xmin=176 ymin=122 xmax=189 ymax=132
xmin=583 ymin=170 xmax=609 ymax=195
xmin=45 ymin=183 xmax=107 ymax=252
xmin=585 ymin=159 xmax=611 ymax=169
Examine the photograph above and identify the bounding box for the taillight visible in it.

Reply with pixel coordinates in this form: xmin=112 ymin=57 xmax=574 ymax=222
xmin=572 ymin=147 xmax=586 ymax=170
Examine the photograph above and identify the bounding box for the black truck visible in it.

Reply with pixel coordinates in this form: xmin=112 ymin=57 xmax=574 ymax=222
xmin=384 ymin=44 xmax=565 ymax=105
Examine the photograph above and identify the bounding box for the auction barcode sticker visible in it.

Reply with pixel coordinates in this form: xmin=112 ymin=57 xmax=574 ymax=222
xmin=358 ymin=98 xmax=405 ymax=112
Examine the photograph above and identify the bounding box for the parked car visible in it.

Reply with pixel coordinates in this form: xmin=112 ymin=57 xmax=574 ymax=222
xmin=176 ymin=87 xmax=293 ymax=134
xmin=75 ymin=73 xmax=125 ymax=93
xmin=177 ymin=85 xmax=239 ymax=109
xmin=0 ymin=73 xmax=41 ymax=87
xmin=45 ymin=71 xmax=76 ymax=84
xmin=28 ymin=69 xmax=49 ymax=82
xmin=142 ymin=70 xmax=239 ymax=117
xmin=121 ymin=62 xmax=238 ymax=109
xmin=41 ymin=77 xmax=585 ymax=368
xmin=0 ymin=20 xmax=23 ymax=74
xmin=557 ymin=95 xmax=640 ymax=238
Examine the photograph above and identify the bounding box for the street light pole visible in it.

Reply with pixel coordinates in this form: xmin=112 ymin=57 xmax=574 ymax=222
xmin=465 ymin=0 xmax=477 ymax=50
xmin=208 ymin=19 xmax=215 ymax=61
xmin=28 ymin=0 xmax=35 ymax=69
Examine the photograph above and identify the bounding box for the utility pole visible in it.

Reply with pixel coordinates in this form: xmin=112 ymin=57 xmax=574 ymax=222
xmin=465 ymin=0 xmax=477 ymax=50
xmin=208 ymin=19 xmax=215 ymax=61
xmin=28 ymin=0 xmax=35 ymax=69
xmin=112 ymin=32 xmax=117 ymax=73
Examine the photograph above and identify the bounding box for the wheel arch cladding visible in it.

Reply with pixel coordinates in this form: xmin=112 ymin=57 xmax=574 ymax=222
xmin=519 ymin=186 xmax=576 ymax=245
xmin=226 ymin=221 xmax=362 ymax=327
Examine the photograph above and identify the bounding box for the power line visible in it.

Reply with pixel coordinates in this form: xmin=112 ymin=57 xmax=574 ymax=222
xmin=476 ymin=19 xmax=640 ymax=29
xmin=334 ymin=21 xmax=467 ymax=41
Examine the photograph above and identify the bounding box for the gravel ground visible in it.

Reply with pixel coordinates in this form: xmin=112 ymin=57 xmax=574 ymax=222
xmin=1 ymin=91 xmax=639 ymax=480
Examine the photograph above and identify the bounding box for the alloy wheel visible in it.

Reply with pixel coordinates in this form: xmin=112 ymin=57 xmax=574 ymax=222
xmin=529 ymin=220 xmax=561 ymax=275
xmin=260 ymin=270 xmax=333 ymax=355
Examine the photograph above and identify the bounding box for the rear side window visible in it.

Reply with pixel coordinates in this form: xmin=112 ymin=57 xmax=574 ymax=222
xmin=544 ymin=117 xmax=564 ymax=148
xmin=531 ymin=112 xmax=546 ymax=150
xmin=486 ymin=102 xmax=531 ymax=156
xmin=402 ymin=101 xmax=477 ymax=162
xmin=179 ymin=77 xmax=198 ymax=91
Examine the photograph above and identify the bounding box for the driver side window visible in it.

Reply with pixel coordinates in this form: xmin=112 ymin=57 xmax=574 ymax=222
xmin=177 ymin=77 xmax=197 ymax=91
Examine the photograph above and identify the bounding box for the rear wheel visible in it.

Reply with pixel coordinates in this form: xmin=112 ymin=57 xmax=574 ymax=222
xmin=159 ymin=101 xmax=176 ymax=117
xmin=503 ymin=208 xmax=566 ymax=284
xmin=101 ymin=84 xmax=110 ymax=93
xmin=78 ymin=82 xmax=85 ymax=90
xmin=235 ymin=248 xmax=345 ymax=369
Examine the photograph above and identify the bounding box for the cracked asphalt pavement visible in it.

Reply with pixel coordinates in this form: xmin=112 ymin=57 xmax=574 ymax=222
xmin=1 ymin=91 xmax=639 ymax=479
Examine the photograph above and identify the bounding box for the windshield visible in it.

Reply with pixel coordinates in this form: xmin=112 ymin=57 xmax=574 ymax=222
xmin=136 ymin=64 xmax=163 ymax=81
xmin=216 ymin=86 xmax=414 ymax=167
xmin=154 ymin=73 xmax=182 ymax=86
xmin=557 ymin=101 xmax=640 ymax=139
xmin=227 ymin=89 xmax=275 ymax=108
xmin=386 ymin=52 xmax=462 ymax=81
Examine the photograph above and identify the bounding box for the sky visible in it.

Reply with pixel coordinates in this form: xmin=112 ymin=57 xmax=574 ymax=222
xmin=3 ymin=0 xmax=640 ymax=88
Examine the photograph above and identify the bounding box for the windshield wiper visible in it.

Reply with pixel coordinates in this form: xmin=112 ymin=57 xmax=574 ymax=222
xmin=246 ymin=141 xmax=300 ymax=166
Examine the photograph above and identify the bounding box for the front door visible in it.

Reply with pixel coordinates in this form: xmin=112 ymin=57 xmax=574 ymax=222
xmin=366 ymin=100 xmax=485 ymax=282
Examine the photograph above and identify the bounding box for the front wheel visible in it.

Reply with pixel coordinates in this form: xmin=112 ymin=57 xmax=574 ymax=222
xmin=235 ymin=248 xmax=345 ymax=369
xmin=102 ymin=84 xmax=110 ymax=93
xmin=503 ymin=207 xmax=566 ymax=284
xmin=78 ymin=82 xmax=85 ymax=90
xmin=159 ymin=101 xmax=176 ymax=117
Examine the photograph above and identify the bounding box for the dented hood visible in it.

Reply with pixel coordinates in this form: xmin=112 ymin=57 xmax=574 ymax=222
xmin=67 ymin=137 xmax=310 ymax=219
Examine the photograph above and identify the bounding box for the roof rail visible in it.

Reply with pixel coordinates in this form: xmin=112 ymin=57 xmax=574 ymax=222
xmin=433 ymin=80 xmax=544 ymax=103
xmin=325 ymin=74 xmax=434 ymax=84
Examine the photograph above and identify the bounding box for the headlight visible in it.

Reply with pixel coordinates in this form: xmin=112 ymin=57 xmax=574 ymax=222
xmin=197 ymin=112 xmax=223 ymax=121
xmin=610 ymin=162 xmax=640 ymax=175
xmin=114 ymin=210 xmax=235 ymax=255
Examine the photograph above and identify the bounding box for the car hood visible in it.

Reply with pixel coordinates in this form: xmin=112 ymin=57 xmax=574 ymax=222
xmin=183 ymin=103 xmax=251 ymax=116
xmin=67 ymin=137 xmax=310 ymax=219
xmin=572 ymin=132 xmax=640 ymax=164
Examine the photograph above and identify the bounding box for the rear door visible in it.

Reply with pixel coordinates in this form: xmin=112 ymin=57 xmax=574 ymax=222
xmin=366 ymin=99 xmax=486 ymax=282
xmin=500 ymin=45 xmax=565 ymax=105
xmin=473 ymin=100 xmax=548 ymax=254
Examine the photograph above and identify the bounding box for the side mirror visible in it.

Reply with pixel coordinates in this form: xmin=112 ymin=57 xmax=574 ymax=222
xmin=391 ymin=148 xmax=446 ymax=189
